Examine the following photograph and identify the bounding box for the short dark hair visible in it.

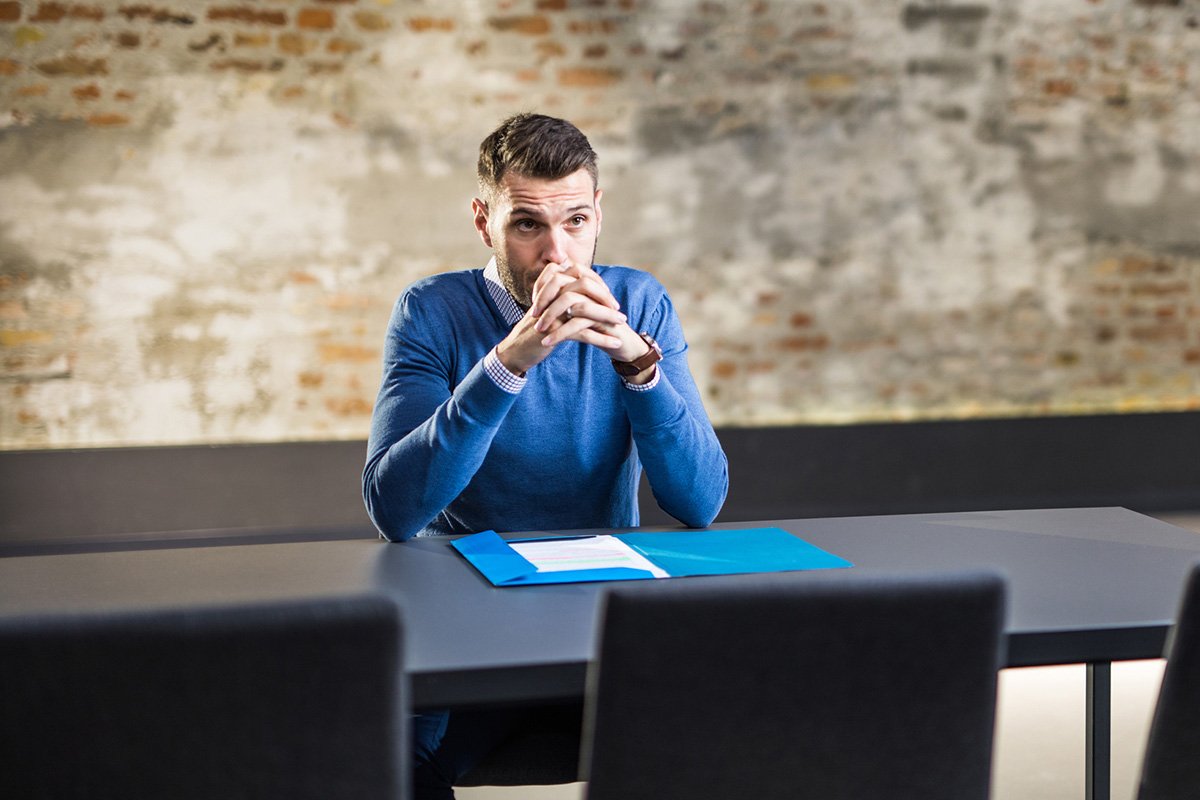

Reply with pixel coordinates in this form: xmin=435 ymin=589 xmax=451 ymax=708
xmin=477 ymin=113 xmax=598 ymax=200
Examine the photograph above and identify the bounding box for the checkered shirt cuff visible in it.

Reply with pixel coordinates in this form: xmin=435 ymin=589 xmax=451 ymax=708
xmin=622 ymin=365 xmax=660 ymax=392
xmin=483 ymin=347 xmax=526 ymax=394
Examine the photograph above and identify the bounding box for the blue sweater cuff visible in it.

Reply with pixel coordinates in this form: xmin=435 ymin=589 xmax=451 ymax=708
xmin=619 ymin=369 xmax=684 ymax=429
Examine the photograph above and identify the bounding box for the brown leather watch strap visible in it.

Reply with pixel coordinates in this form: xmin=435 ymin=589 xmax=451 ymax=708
xmin=612 ymin=332 xmax=662 ymax=377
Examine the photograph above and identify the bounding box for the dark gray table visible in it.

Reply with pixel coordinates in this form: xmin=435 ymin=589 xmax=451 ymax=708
xmin=4 ymin=507 xmax=1199 ymax=800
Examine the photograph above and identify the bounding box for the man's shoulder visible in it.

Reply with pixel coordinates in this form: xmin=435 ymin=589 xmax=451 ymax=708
xmin=404 ymin=268 xmax=481 ymax=297
xmin=389 ymin=269 xmax=485 ymax=332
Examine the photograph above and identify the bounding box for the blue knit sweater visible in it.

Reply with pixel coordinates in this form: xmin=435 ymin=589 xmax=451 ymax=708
xmin=363 ymin=265 xmax=728 ymax=542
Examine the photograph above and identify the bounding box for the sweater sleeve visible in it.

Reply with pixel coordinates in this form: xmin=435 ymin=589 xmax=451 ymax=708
xmin=620 ymin=290 xmax=729 ymax=528
xmin=362 ymin=289 xmax=518 ymax=541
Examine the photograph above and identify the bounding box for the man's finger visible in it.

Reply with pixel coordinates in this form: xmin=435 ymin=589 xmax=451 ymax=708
xmin=530 ymin=264 xmax=573 ymax=317
xmin=537 ymin=295 xmax=625 ymax=332
xmin=541 ymin=317 xmax=622 ymax=349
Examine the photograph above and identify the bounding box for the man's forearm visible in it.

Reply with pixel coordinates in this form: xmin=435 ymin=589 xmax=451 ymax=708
xmin=363 ymin=361 xmax=518 ymax=541
xmin=622 ymin=363 xmax=729 ymax=528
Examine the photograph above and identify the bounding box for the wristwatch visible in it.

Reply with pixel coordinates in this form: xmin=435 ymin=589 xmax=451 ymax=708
xmin=612 ymin=332 xmax=663 ymax=377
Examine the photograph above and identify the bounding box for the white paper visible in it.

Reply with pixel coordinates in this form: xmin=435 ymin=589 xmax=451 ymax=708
xmin=510 ymin=535 xmax=669 ymax=578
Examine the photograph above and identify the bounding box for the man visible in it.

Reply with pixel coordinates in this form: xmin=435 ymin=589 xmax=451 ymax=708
xmin=363 ymin=113 xmax=728 ymax=797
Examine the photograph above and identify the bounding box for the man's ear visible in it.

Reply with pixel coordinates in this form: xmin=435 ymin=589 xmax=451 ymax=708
xmin=471 ymin=197 xmax=493 ymax=248
xmin=594 ymin=188 xmax=603 ymax=237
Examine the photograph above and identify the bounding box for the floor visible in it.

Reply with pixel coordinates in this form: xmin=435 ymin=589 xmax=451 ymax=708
xmin=458 ymin=512 xmax=1200 ymax=800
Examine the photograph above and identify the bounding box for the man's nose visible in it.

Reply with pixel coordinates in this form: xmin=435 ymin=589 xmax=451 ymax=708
xmin=542 ymin=228 xmax=569 ymax=266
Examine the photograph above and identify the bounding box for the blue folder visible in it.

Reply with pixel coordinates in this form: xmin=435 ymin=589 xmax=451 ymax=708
xmin=451 ymin=527 xmax=854 ymax=587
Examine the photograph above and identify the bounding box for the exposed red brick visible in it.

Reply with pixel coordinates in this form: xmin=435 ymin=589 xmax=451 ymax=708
xmin=35 ymin=55 xmax=108 ymax=76
xmin=31 ymin=3 xmax=66 ymax=21
xmin=297 ymin=371 xmax=324 ymax=388
xmin=210 ymin=58 xmax=284 ymax=72
xmin=807 ymin=73 xmax=856 ymax=92
xmin=353 ymin=10 xmax=390 ymax=30
xmin=0 ymin=300 xmax=27 ymax=319
xmin=117 ymin=5 xmax=195 ymax=25
xmin=407 ymin=16 xmax=454 ymax=32
xmin=514 ymin=67 xmax=541 ymax=83
xmin=297 ymin=8 xmax=335 ymax=29
xmin=116 ymin=31 xmax=140 ymax=47
xmin=712 ymin=361 xmax=737 ymax=379
xmin=31 ymin=3 xmax=101 ymax=22
xmin=537 ymin=0 xmax=568 ymax=9
xmin=326 ymin=36 xmax=361 ymax=53
xmin=567 ymin=19 xmax=619 ymax=34
xmin=0 ymin=1 xmax=21 ymax=22
xmin=1185 ymin=349 xmax=1200 ymax=364
xmin=1044 ymin=78 xmax=1076 ymax=97
xmin=1131 ymin=281 xmax=1189 ymax=297
xmin=279 ymin=32 xmax=317 ymax=55
xmin=1130 ymin=324 xmax=1186 ymax=343
xmin=208 ymin=6 xmax=287 ymax=25
xmin=1121 ymin=255 xmax=1174 ymax=275
xmin=308 ymin=60 xmax=344 ymax=74
xmin=72 ymin=83 xmax=101 ymax=101
xmin=318 ymin=343 xmax=375 ymax=363
xmin=536 ymin=40 xmax=566 ymax=58
xmin=0 ymin=58 xmax=20 ymax=75
xmin=233 ymin=32 xmax=270 ymax=47
xmin=188 ymin=32 xmax=223 ymax=51
xmin=488 ymin=15 xmax=551 ymax=35
xmin=789 ymin=312 xmax=813 ymax=328
xmin=325 ymin=397 xmax=373 ymax=416
xmin=16 ymin=409 xmax=43 ymax=426
xmin=778 ymin=335 xmax=830 ymax=352
xmin=583 ymin=43 xmax=608 ymax=58
xmin=557 ymin=66 xmax=622 ymax=87
xmin=316 ymin=0 xmax=356 ymax=3
xmin=17 ymin=84 xmax=50 ymax=96
xmin=86 ymin=112 xmax=129 ymax=126
xmin=114 ymin=89 xmax=135 ymax=101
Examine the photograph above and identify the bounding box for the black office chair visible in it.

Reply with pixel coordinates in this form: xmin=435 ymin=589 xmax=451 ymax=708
xmin=0 ymin=594 xmax=406 ymax=800
xmin=581 ymin=570 xmax=1006 ymax=800
xmin=1137 ymin=563 xmax=1200 ymax=800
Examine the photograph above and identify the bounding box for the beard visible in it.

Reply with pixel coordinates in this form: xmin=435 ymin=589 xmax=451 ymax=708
xmin=496 ymin=239 xmax=599 ymax=311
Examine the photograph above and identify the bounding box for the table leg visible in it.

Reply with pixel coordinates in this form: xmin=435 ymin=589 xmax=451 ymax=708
xmin=1086 ymin=662 xmax=1111 ymax=800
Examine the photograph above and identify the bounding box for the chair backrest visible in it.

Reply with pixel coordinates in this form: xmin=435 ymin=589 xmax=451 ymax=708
xmin=582 ymin=570 xmax=1006 ymax=800
xmin=1138 ymin=563 xmax=1200 ymax=800
xmin=0 ymin=594 xmax=406 ymax=800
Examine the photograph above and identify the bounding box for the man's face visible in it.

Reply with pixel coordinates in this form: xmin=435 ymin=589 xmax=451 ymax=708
xmin=473 ymin=168 xmax=602 ymax=309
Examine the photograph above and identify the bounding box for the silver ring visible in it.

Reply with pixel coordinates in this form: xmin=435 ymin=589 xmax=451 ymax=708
xmin=565 ymin=305 xmax=574 ymax=320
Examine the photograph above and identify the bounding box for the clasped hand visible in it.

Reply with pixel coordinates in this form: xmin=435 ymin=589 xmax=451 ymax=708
xmin=495 ymin=263 xmax=647 ymax=376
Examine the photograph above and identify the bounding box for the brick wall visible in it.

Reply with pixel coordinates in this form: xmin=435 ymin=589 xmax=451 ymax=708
xmin=1 ymin=0 xmax=1198 ymax=448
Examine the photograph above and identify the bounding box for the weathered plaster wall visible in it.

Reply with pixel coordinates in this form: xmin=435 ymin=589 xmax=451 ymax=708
xmin=1 ymin=0 xmax=1198 ymax=448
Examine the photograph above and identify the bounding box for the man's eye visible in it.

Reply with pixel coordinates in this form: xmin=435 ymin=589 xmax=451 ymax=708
xmin=569 ymin=216 xmax=587 ymax=227
xmin=515 ymin=220 xmax=538 ymax=232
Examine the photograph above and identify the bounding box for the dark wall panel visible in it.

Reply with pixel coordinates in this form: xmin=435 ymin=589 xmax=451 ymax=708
xmin=3 ymin=412 xmax=1198 ymax=554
